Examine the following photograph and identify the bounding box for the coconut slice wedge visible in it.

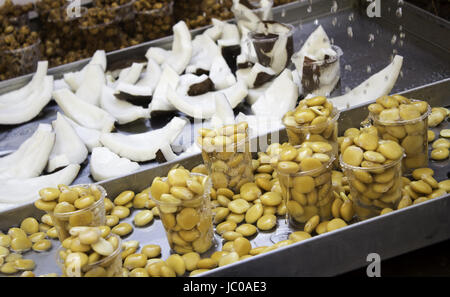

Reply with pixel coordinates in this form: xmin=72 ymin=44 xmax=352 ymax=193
xmin=90 ymin=147 xmax=140 ymax=182
xmin=64 ymin=50 xmax=107 ymax=91
xmin=0 ymin=61 xmax=48 ymax=104
xmin=63 ymin=115 xmax=102 ymax=152
xmin=0 ymin=164 xmax=80 ymax=206
xmin=247 ymin=81 xmax=271 ymax=105
xmin=221 ymin=80 xmax=248 ymax=108
xmin=210 ymin=93 xmax=235 ymax=129
xmin=47 ymin=113 xmax=89 ymax=173
xmin=252 ymin=69 xmax=298 ymax=119
xmin=100 ymin=117 xmax=187 ymax=162
xmin=186 ymin=34 xmax=220 ymax=75
xmin=101 ymin=86 xmax=150 ymax=125
xmin=178 ymin=74 xmax=214 ymax=96
xmin=75 ymin=64 xmax=105 ymax=106
xmin=218 ymin=23 xmax=241 ymax=73
xmin=204 ymin=18 xmax=225 ymax=41
xmin=117 ymin=63 xmax=145 ymax=84
xmin=243 ymin=63 xmax=276 ymax=88
xmin=136 ymin=58 xmax=162 ymax=89
xmin=155 ymin=143 xmax=179 ymax=163
xmin=209 ymin=55 xmax=237 ymax=90
xmin=146 ymin=21 xmax=192 ymax=75
xmin=0 ymin=75 xmax=53 ymax=125
xmin=330 ymin=55 xmax=404 ymax=111
xmin=149 ymin=65 xmax=180 ymax=115
xmin=0 ymin=124 xmax=55 ymax=180
xmin=53 ymin=88 xmax=115 ymax=132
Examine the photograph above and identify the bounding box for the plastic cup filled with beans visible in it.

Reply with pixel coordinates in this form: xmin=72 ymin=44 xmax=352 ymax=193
xmin=282 ymin=96 xmax=340 ymax=157
xmin=34 ymin=184 xmax=106 ymax=242
xmin=270 ymin=141 xmax=336 ymax=228
xmin=134 ymin=0 xmax=174 ymax=43
xmin=79 ymin=7 xmax=126 ymax=54
xmin=93 ymin=0 xmax=136 ymax=36
xmin=339 ymin=125 xmax=405 ymax=220
xmin=173 ymin=0 xmax=209 ymax=29
xmin=368 ymin=95 xmax=431 ymax=174
xmin=56 ymin=226 xmax=122 ymax=277
xmin=197 ymin=122 xmax=254 ymax=193
xmin=150 ymin=167 xmax=214 ymax=255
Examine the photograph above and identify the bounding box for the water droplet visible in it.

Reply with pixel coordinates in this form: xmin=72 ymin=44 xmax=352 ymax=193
xmin=396 ymin=7 xmax=402 ymax=18
xmin=363 ymin=89 xmax=367 ymax=95
xmin=366 ymin=65 xmax=372 ymax=73
xmin=307 ymin=5 xmax=312 ymax=13
xmin=384 ymin=75 xmax=389 ymax=81
xmin=393 ymin=49 xmax=398 ymax=54
xmin=314 ymin=19 xmax=319 ymax=25
xmin=368 ymin=34 xmax=375 ymax=42
xmin=332 ymin=17 xmax=337 ymax=26
xmin=345 ymin=65 xmax=352 ymax=71
xmin=348 ymin=13 xmax=354 ymax=21
xmin=400 ymin=32 xmax=406 ymax=39
xmin=399 ymin=40 xmax=404 ymax=47
xmin=345 ymin=86 xmax=351 ymax=93
xmin=347 ymin=26 xmax=353 ymax=38
xmin=281 ymin=9 xmax=286 ymax=18
xmin=331 ymin=1 xmax=338 ymax=13
xmin=298 ymin=23 xmax=303 ymax=30
xmin=399 ymin=25 xmax=403 ymax=31
xmin=391 ymin=34 xmax=397 ymax=45
xmin=330 ymin=37 xmax=334 ymax=44
xmin=400 ymin=70 xmax=404 ymax=78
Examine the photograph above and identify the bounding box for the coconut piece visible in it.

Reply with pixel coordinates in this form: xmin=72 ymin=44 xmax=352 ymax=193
xmin=75 ymin=64 xmax=105 ymax=106
xmin=155 ymin=143 xmax=179 ymax=163
xmin=0 ymin=75 xmax=53 ymax=125
xmin=90 ymin=147 xmax=140 ymax=182
xmin=149 ymin=65 xmax=180 ymax=115
xmin=0 ymin=164 xmax=80 ymax=206
xmin=114 ymin=83 xmax=153 ymax=105
xmin=53 ymin=88 xmax=115 ymax=132
xmin=244 ymin=63 xmax=275 ymax=88
xmin=296 ymin=25 xmax=334 ymax=62
xmin=221 ymin=80 xmax=248 ymax=108
xmin=0 ymin=124 xmax=55 ymax=180
xmin=186 ymin=34 xmax=220 ymax=75
xmin=47 ymin=113 xmax=89 ymax=173
xmin=0 ymin=61 xmax=48 ymax=104
xmin=210 ymin=93 xmax=235 ymax=129
xmin=63 ymin=115 xmax=102 ymax=152
xmin=146 ymin=21 xmax=192 ymax=74
xmin=247 ymin=81 xmax=271 ymax=105
xmin=100 ymin=86 xmax=150 ymax=125
xmin=204 ymin=18 xmax=225 ymax=41
xmin=63 ymin=50 xmax=107 ymax=91
xmin=100 ymin=117 xmax=187 ymax=162
xmin=209 ymin=55 xmax=237 ymax=90
xmin=136 ymin=58 xmax=162 ymax=89
xmin=178 ymin=74 xmax=214 ymax=96
xmin=330 ymin=55 xmax=404 ymax=111
xmin=252 ymin=69 xmax=298 ymax=119
xmin=117 ymin=63 xmax=145 ymax=84
xmin=218 ymin=23 xmax=241 ymax=73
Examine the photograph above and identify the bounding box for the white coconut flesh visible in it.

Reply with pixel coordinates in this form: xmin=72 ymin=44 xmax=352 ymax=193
xmin=329 ymin=55 xmax=404 ymax=111
xmin=63 ymin=50 xmax=106 ymax=91
xmin=99 ymin=117 xmax=187 ymax=162
xmin=149 ymin=65 xmax=180 ymax=113
xmin=0 ymin=124 xmax=55 ymax=180
xmin=63 ymin=115 xmax=102 ymax=152
xmin=0 ymin=75 xmax=53 ymax=125
xmin=252 ymin=69 xmax=298 ymax=120
xmin=47 ymin=113 xmax=88 ymax=173
xmin=186 ymin=34 xmax=220 ymax=74
xmin=209 ymin=55 xmax=237 ymax=90
xmin=0 ymin=61 xmax=48 ymax=105
xmin=0 ymin=164 xmax=80 ymax=206
xmin=210 ymin=92 xmax=235 ymax=129
xmin=204 ymin=18 xmax=225 ymax=41
xmin=177 ymin=74 xmax=213 ymax=96
xmin=101 ymin=86 xmax=150 ymax=125
xmin=75 ymin=64 xmax=105 ymax=106
xmin=90 ymin=147 xmax=140 ymax=182
xmin=136 ymin=58 xmax=162 ymax=90
xmin=117 ymin=63 xmax=145 ymax=84
xmin=53 ymin=88 xmax=115 ymax=132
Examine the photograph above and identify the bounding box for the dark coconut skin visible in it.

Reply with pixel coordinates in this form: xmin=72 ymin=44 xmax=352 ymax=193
xmin=187 ymin=77 xmax=215 ymax=96
xmin=301 ymin=54 xmax=338 ymax=94
xmin=253 ymin=71 xmax=275 ymax=88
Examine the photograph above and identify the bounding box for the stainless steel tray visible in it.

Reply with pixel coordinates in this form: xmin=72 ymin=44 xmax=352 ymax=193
xmin=0 ymin=79 xmax=448 ymax=277
xmin=1 ymin=0 xmax=449 ymax=186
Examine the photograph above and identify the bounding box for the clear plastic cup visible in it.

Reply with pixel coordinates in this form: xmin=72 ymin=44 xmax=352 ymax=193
xmin=135 ymin=1 xmax=174 ymax=42
xmin=56 ymin=234 xmax=122 ymax=277
xmin=369 ymin=100 xmax=431 ymax=175
xmin=248 ymin=22 xmax=295 ymax=74
xmin=282 ymin=107 xmax=340 ymax=158
xmin=340 ymin=155 xmax=403 ymax=220
xmin=0 ymin=38 xmax=40 ymax=81
xmin=198 ymin=124 xmax=254 ymax=192
xmin=150 ymin=174 xmax=214 ymax=255
xmin=293 ymin=45 xmax=343 ymax=96
xmin=277 ymin=150 xmax=335 ymax=229
xmin=49 ymin=184 xmax=106 ymax=242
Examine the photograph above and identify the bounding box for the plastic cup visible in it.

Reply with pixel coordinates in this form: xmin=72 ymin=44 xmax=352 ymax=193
xmin=369 ymin=100 xmax=431 ymax=175
xmin=150 ymin=174 xmax=215 ymax=255
xmin=135 ymin=1 xmax=174 ymax=41
xmin=0 ymin=38 xmax=40 ymax=81
xmin=56 ymin=234 xmax=122 ymax=277
xmin=49 ymin=184 xmax=106 ymax=242
xmin=340 ymin=155 xmax=403 ymax=220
